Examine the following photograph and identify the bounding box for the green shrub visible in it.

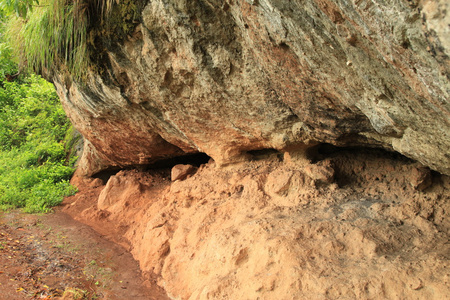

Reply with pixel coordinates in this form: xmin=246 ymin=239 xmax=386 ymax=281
xmin=0 ymin=6 xmax=78 ymax=213
xmin=0 ymin=74 xmax=77 ymax=213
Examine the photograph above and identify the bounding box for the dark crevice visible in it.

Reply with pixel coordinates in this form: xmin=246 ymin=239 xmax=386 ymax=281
xmin=312 ymin=143 xmax=414 ymax=163
xmin=279 ymin=42 xmax=290 ymax=50
xmin=93 ymin=168 xmax=122 ymax=183
xmin=246 ymin=148 xmax=283 ymax=161
xmin=145 ymin=152 xmax=211 ymax=169
xmin=310 ymin=143 xmax=418 ymax=187
xmin=92 ymin=152 xmax=211 ymax=182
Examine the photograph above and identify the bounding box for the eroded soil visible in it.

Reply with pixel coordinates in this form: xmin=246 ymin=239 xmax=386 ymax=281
xmin=62 ymin=147 xmax=450 ymax=299
xmin=0 ymin=210 xmax=169 ymax=299
xmin=3 ymin=147 xmax=449 ymax=299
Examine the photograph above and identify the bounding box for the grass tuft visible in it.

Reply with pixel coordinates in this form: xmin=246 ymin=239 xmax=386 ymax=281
xmin=6 ymin=0 xmax=122 ymax=79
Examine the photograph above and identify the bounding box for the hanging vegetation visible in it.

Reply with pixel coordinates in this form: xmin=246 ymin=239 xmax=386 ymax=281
xmin=5 ymin=0 xmax=142 ymax=79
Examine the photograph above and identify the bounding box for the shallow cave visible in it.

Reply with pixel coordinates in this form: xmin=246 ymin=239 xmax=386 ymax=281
xmin=310 ymin=143 xmax=415 ymax=163
xmin=145 ymin=152 xmax=211 ymax=169
xmin=246 ymin=148 xmax=283 ymax=161
xmin=309 ymin=143 xmax=437 ymax=188
xmin=92 ymin=152 xmax=212 ymax=183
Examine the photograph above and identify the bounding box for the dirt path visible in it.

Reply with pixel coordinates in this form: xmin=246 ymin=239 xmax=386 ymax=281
xmin=0 ymin=210 xmax=169 ymax=300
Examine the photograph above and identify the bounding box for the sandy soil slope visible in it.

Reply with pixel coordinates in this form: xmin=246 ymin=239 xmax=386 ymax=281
xmin=64 ymin=147 xmax=450 ymax=299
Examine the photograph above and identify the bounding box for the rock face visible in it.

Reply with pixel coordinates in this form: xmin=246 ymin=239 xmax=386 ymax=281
xmin=54 ymin=0 xmax=450 ymax=176
xmin=53 ymin=1 xmax=450 ymax=297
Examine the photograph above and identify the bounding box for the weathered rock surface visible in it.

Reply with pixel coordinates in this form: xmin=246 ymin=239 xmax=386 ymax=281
xmin=53 ymin=0 xmax=450 ymax=176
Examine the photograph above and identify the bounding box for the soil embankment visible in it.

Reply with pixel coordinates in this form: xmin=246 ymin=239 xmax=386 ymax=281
xmin=63 ymin=147 xmax=450 ymax=299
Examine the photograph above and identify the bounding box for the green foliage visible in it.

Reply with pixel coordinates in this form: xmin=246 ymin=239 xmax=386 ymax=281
xmin=7 ymin=0 xmax=89 ymax=78
xmin=0 ymin=74 xmax=77 ymax=213
xmin=0 ymin=0 xmax=38 ymax=18
xmin=0 ymin=11 xmax=17 ymax=80
xmin=98 ymin=0 xmax=140 ymax=39
xmin=0 ymin=42 xmax=16 ymax=80
xmin=3 ymin=0 xmax=139 ymax=79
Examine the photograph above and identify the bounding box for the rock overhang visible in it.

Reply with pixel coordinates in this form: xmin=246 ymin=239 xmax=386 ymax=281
xmin=51 ymin=0 xmax=450 ymax=176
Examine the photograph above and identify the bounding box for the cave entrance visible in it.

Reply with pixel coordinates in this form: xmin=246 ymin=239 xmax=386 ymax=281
xmin=146 ymin=152 xmax=211 ymax=169
xmin=92 ymin=152 xmax=211 ymax=182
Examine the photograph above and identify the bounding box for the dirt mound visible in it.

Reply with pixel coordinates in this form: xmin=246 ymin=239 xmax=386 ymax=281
xmin=63 ymin=148 xmax=450 ymax=299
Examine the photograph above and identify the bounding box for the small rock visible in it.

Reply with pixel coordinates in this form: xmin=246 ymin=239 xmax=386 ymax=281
xmin=409 ymin=278 xmax=423 ymax=290
xmin=171 ymin=164 xmax=196 ymax=181
xmin=265 ymin=170 xmax=293 ymax=196
xmin=410 ymin=167 xmax=432 ymax=191
xmin=304 ymin=160 xmax=335 ymax=184
xmin=89 ymin=178 xmax=104 ymax=188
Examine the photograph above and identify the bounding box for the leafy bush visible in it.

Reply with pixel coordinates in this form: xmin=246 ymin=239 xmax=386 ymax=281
xmin=0 ymin=74 xmax=77 ymax=213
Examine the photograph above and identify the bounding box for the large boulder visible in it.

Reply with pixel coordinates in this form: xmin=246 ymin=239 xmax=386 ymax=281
xmin=53 ymin=0 xmax=450 ymax=175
